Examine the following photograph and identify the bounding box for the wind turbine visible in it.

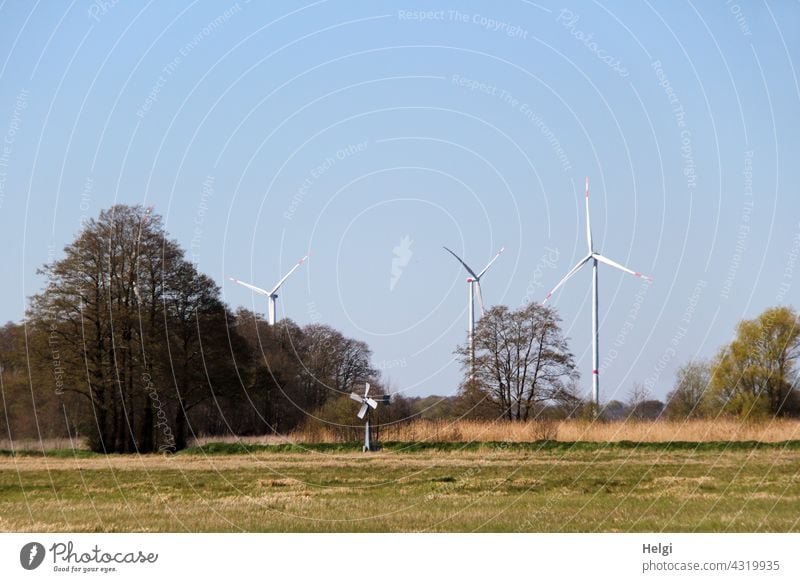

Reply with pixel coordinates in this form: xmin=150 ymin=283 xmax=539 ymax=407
xmin=229 ymin=254 xmax=309 ymax=325
xmin=350 ymin=383 xmax=380 ymax=452
xmin=444 ymin=245 xmax=505 ymax=377
xmin=543 ymin=177 xmax=652 ymax=410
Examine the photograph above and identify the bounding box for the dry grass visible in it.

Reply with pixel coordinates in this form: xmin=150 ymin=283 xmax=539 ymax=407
xmin=0 ymin=435 xmax=294 ymax=452
xmin=0 ymin=437 xmax=87 ymax=451
xmin=554 ymin=419 xmax=800 ymax=442
xmin=292 ymin=418 xmax=800 ymax=444
xmin=189 ymin=434 xmax=296 ymax=447
xmin=2 ymin=419 xmax=798 ymax=454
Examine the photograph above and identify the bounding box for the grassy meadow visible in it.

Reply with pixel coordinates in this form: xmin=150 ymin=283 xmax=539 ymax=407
xmin=1 ymin=430 xmax=800 ymax=532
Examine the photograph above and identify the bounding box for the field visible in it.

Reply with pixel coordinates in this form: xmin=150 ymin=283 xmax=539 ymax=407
xmin=2 ymin=438 xmax=800 ymax=532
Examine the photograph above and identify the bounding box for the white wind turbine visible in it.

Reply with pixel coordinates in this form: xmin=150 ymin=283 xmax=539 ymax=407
xmin=350 ymin=382 xmax=380 ymax=452
xmin=543 ymin=178 xmax=652 ymax=409
xmin=229 ymin=254 xmax=309 ymax=325
xmin=444 ymin=245 xmax=505 ymax=377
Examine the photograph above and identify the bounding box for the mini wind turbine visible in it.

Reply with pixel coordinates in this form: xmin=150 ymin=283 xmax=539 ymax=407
xmin=229 ymin=254 xmax=309 ymax=325
xmin=543 ymin=177 xmax=652 ymax=409
xmin=444 ymin=246 xmax=504 ymax=377
xmin=350 ymin=383 xmax=379 ymax=452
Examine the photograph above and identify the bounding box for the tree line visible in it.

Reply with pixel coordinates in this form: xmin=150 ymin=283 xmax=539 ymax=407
xmin=0 ymin=206 xmax=379 ymax=452
xmin=1 ymin=204 xmax=799 ymax=453
xmin=458 ymin=302 xmax=800 ymax=421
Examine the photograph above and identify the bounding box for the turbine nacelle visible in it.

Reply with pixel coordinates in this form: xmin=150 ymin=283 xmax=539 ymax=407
xmin=443 ymin=245 xmax=505 ymax=317
xmin=228 ymin=253 xmax=309 ymax=325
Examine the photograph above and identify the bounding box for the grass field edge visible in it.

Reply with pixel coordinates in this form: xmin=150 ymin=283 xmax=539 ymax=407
xmin=4 ymin=439 xmax=800 ymax=457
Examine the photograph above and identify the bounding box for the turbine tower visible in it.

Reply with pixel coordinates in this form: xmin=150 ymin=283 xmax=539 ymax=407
xmin=229 ymin=254 xmax=309 ymax=325
xmin=350 ymin=383 xmax=380 ymax=452
xmin=444 ymin=245 xmax=505 ymax=377
xmin=543 ymin=178 xmax=651 ymax=410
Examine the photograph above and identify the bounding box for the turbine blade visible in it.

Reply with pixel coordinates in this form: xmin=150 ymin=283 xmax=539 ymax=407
xmin=443 ymin=246 xmax=479 ymax=279
xmin=269 ymin=254 xmax=309 ymax=295
xmin=477 ymin=246 xmax=505 ymax=278
xmin=585 ymin=177 xmax=593 ymax=253
xmin=364 ymin=382 xmax=370 ymax=397
xmin=475 ymin=281 xmax=486 ymax=316
xmin=350 ymin=392 xmax=364 ymax=403
xmin=365 ymin=397 xmax=378 ymax=409
xmin=357 ymin=403 xmax=369 ymax=419
xmin=228 ymin=277 xmax=271 ymax=297
xmin=542 ymin=255 xmax=592 ymax=303
xmin=593 ymin=253 xmax=652 ymax=281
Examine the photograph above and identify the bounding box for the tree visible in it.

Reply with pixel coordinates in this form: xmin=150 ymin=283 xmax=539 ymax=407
xmin=631 ymin=400 xmax=665 ymax=420
xmin=159 ymin=265 xmax=251 ymax=450
xmin=451 ymin=378 xmax=501 ymax=420
xmin=26 ymin=205 xmax=249 ymax=452
xmin=228 ymin=310 xmax=379 ymax=436
xmin=704 ymin=306 xmax=800 ymax=418
xmin=293 ymin=323 xmax=377 ymax=411
xmin=227 ymin=309 xmax=292 ymax=434
xmin=601 ymin=400 xmax=627 ymax=421
xmin=456 ymin=303 xmax=578 ymax=420
xmin=626 ymin=382 xmax=649 ymax=416
xmin=622 ymin=382 xmax=664 ymax=420
xmin=0 ymin=320 xmax=84 ymax=442
xmin=664 ymin=360 xmax=710 ymax=419
xmin=409 ymin=395 xmax=458 ymax=420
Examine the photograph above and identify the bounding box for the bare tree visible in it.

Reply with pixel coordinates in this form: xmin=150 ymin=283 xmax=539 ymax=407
xmin=228 ymin=312 xmax=378 ymax=435
xmin=665 ymin=360 xmax=710 ymax=419
xmin=457 ymin=303 xmax=578 ymax=420
xmin=293 ymin=324 xmax=376 ymax=410
xmin=27 ymin=205 xmax=248 ymax=452
xmin=626 ymin=382 xmax=649 ymax=417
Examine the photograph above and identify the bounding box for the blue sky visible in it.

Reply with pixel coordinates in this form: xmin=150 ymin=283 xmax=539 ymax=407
xmin=0 ymin=1 xmax=798 ymax=402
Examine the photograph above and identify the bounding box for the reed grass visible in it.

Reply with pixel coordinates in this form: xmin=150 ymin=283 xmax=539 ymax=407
xmin=290 ymin=418 xmax=800 ymax=444
xmin=3 ymin=419 xmax=798 ymax=454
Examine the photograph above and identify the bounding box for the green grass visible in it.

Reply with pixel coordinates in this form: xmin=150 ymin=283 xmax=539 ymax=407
xmin=178 ymin=439 xmax=800 ymax=454
xmin=1 ymin=444 xmax=799 ymax=532
xmin=4 ymin=439 xmax=800 ymax=458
